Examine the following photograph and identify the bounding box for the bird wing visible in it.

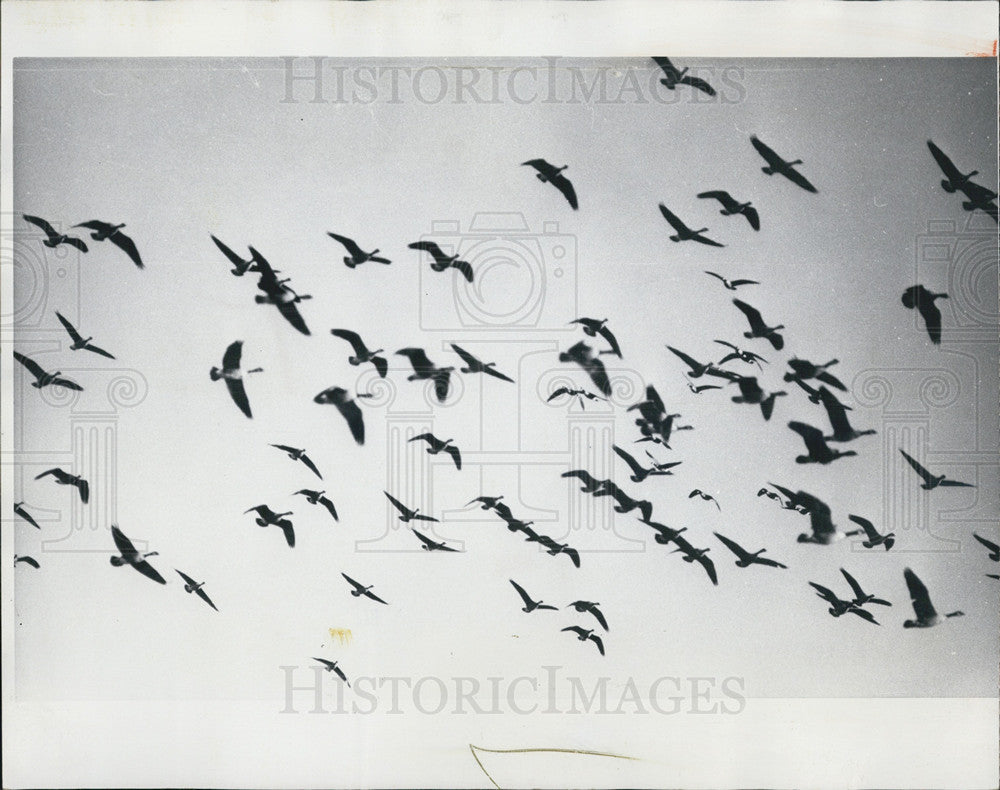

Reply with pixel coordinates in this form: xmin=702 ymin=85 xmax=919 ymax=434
xmin=396 ymin=347 xmax=434 ymax=374
xmin=693 ymin=232 xmax=725 ymax=248
xmin=341 ymin=573 xmax=363 ymax=591
xmin=132 ymin=560 xmax=167 ymax=585
xmin=730 ymin=279 xmax=760 ymax=287
xmin=368 ymin=356 xmax=388 ymax=379
xmin=318 ymin=496 xmax=339 ymax=521
xmin=274 ymin=299 xmax=311 ymax=336
xmin=698 ymin=191 xmax=737 ymax=210
xmin=588 ymin=634 xmax=606 ymax=655
xmin=433 ymin=369 xmax=452 ymax=402
xmin=111 ymin=525 xmax=138 ymax=557
xmin=409 ymin=432 xmax=440 ymax=449
xmin=704 ymin=271 xmax=726 ymax=283
xmin=840 ymin=568 xmax=866 ymax=601
xmin=17 ymin=556 xmax=41 ymax=568
xmin=666 ymin=345 xmax=703 ymax=372
xmin=903 ymin=568 xmax=937 ymax=621
xmin=589 ymin=606 xmax=609 ymax=631
xmin=271 ymin=444 xmax=297 ymax=453
xmin=809 ymin=582 xmax=840 ymax=605
xmin=84 ymin=343 xmax=115 ymax=359
xmin=938 ymin=478 xmax=974 ymax=488
xmin=562 ymin=547 xmax=581 ymax=568
xmin=732 ymin=299 xmax=764 ymax=331
xmin=330 ymin=328 xmax=368 ymax=356
xmin=847 ymin=607 xmax=880 ymax=625
xmin=510 ymin=579 xmax=534 ymax=607
xmin=899 ymin=450 xmax=934 ymax=484
xmin=448 ymin=258 xmax=474 ymax=283
xmin=450 ymin=343 xmax=480 ymax=367
xmin=364 ymin=589 xmax=388 ymax=605
xmin=561 ymin=625 xmax=587 ymax=637
xmin=848 ymin=514 xmax=879 ymax=541
xmin=658 ymin=203 xmax=690 ymax=233
xmin=75 ymin=477 xmax=90 ymax=504
xmin=918 ymin=298 xmax=944 ymax=345
xmin=816 ymin=371 xmax=846 ymax=391
xmin=384 ymin=492 xmax=410 ymax=516
xmin=445 ymin=445 xmax=462 ymax=470
xmin=222 ymin=340 xmax=243 ymax=370
xmin=109 ymin=230 xmax=143 ymax=268
xmin=312 ymin=657 xmax=336 ymax=670
xmin=713 ymin=339 xmax=739 ymax=352
xmin=327 ymin=233 xmax=365 ymax=257
xmin=195 ymin=584 xmax=218 ymax=609
xmin=484 ymin=366 xmax=515 ymax=383
xmin=225 ymin=378 xmax=253 ymax=419
xmin=818 ymin=387 xmax=852 ymax=437
xmin=597 ymin=325 xmax=622 ymax=357
xmin=407 ymin=240 xmax=448 ymax=265
xmin=411 ymin=528 xmax=434 ymax=547
xmin=652 ymin=57 xmax=680 ymax=79
xmin=412 ymin=512 xmax=440 ymax=523
xmin=788 ymin=421 xmax=826 ymax=456
xmin=782 ymin=165 xmax=818 ymax=193
xmin=973 ymin=533 xmax=1000 ymax=554
xmin=175 ymin=569 xmax=198 ymax=586
xmin=74 ymin=220 xmax=113 ymax=233
xmin=755 ymin=555 xmax=787 ymax=569
xmin=211 ymin=234 xmax=250 ymax=269
xmin=613 ymin=445 xmax=644 ymax=476
xmin=678 ymin=74 xmax=716 ymax=96
xmin=49 ymin=375 xmax=83 ymax=392
xmin=299 ymin=453 xmax=323 ymax=479
xmin=278 ymin=521 xmax=296 ymax=547
xmin=522 ymin=158 xmax=558 ymax=178
xmin=335 ymin=397 xmax=365 ymax=445
xmin=696 ymin=553 xmax=718 ymax=585
xmin=14 ymin=504 xmax=42 ymax=529
xmin=23 ymin=214 xmax=57 ymax=237
xmin=927 ymin=141 xmax=963 ymax=182
xmin=55 ymin=311 xmax=84 ymax=343
xmin=750 ymin=136 xmax=782 ymax=168
xmin=714 ymin=532 xmax=750 ymax=561
xmin=551 ymin=173 xmax=579 ymax=210
xmin=743 ymin=206 xmax=761 ymax=231
xmin=14 ymin=351 xmax=47 ymax=379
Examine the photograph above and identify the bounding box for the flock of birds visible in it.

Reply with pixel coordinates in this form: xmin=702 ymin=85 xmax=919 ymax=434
xmin=12 ymin=58 xmax=999 ymax=681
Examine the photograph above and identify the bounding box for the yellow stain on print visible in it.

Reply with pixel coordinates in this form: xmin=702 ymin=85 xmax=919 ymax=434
xmin=328 ymin=628 xmax=353 ymax=645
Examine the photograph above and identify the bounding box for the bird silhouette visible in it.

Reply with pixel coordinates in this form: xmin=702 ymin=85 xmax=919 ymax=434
xmin=409 ymin=433 xmax=462 ymax=470
xmin=729 ymin=375 xmax=787 ymax=421
xmin=569 ymin=318 xmax=622 ymax=358
xmin=901 ymin=285 xmax=948 ymax=345
xmin=667 ymin=345 xmax=733 ymax=379
xmin=704 ymin=271 xmax=759 ymax=291
xmin=175 ymin=569 xmax=219 ymax=611
xmin=412 ymin=528 xmax=459 ymax=552
xmin=784 ymin=357 xmax=845 ymax=390
xmin=808 ymin=582 xmax=879 ymax=624
xmin=658 ymin=203 xmax=723 ymax=247
xmin=522 ymin=159 xmax=578 ymax=209
xmin=683 ymin=375 xmax=723 ymax=394
xmin=327 ymin=232 xmax=391 ymax=267
xmin=593 ymin=482 xmax=653 ymax=522
xmin=342 ymin=573 xmax=388 ymax=604
xmin=639 ymin=517 xmax=688 ymax=546
xmin=567 ymin=601 xmax=609 ymax=631
xmin=384 ymin=491 xmax=438 ymax=523
xmin=817 ymin=386 xmax=875 ymax=443
xmin=903 ymin=568 xmax=963 ymax=628
xmin=14 ymin=555 xmax=40 ymax=569
xmin=972 ymin=532 xmax=1000 ymax=562
xmin=713 ymin=532 xmax=787 ymax=569
xmin=750 ymin=136 xmax=817 ymax=193
xmin=561 ymin=626 xmax=605 ymax=655
xmin=294 ymin=489 xmax=339 ymax=521
xmin=312 ymin=657 xmax=351 ymax=686
xmin=788 ymin=421 xmax=857 ymax=465
xmin=330 ymin=329 xmax=388 ymax=378
xmin=23 ymin=215 xmax=88 ymax=252
xmin=34 ymin=467 xmax=89 ymax=503
xmin=715 ymin=340 xmax=767 ymax=368
xmin=697 ymin=191 xmax=760 ymax=230
xmin=509 ymin=579 xmax=557 ymax=613
xmin=847 ymin=514 xmax=895 ymax=551
xmin=74 ymin=220 xmax=143 ymax=268
xmin=558 ymin=341 xmax=612 ymax=396
xmin=14 ymin=351 xmax=83 ymax=392
xmin=534 ymin=535 xmax=581 ymax=568
xmin=688 ymin=489 xmax=721 ymax=510
xmin=55 ymin=312 xmax=115 ymax=359
xmin=561 ymin=469 xmax=611 ymax=494
xmin=313 ymin=386 xmax=370 ymax=445
xmin=271 ymin=444 xmax=323 ymax=479
xmin=14 ymin=502 xmax=41 ymax=529
xmin=211 ymin=234 xmax=258 ymax=276
xmin=210 ymin=341 xmax=261 ymax=419
xmin=255 ymin=279 xmax=312 ymax=336
xmin=732 ymin=300 xmax=784 ymax=350
xmin=547 ymin=386 xmax=606 ymax=409
xmin=467 ymin=495 xmax=505 ymax=511
xmin=651 ymin=57 xmax=716 ymax=96
xmin=396 ymin=348 xmax=454 ymax=402
xmin=899 ymin=449 xmax=973 ymax=490
xmin=927 ymin=140 xmax=984 ymax=195
xmin=840 ymin=568 xmax=891 ymax=608
xmin=109 ymin=525 xmax=166 ymax=584
xmin=408 ymin=240 xmax=474 ymax=282
xmin=244 ymin=505 xmax=296 ymax=547
xmin=670 ymin=534 xmax=718 ymax=585
xmin=451 ymin=344 xmax=515 ymax=382
xmin=613 ymin=444 xmax=680 ymax=482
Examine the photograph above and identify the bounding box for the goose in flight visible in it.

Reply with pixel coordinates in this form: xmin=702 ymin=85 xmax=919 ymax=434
xmin=670 ymin=534 xmax=718 ymax=585
xmin=658 ymin=203 xmax=723 ymax=247
xmin=561 ymin=626 xmax=605 ymax=655
xmin=467 ymin=494 xmax=505 ymax=511
xmin=901 ymin=285 xmax=948 ymax=345
xmin=74 ymin=220 xmax=143 ymax=268
xmin=509 ymin=579 xmax=557 ymax=613
xmin=536 ymin=535 xmax=581 ymax=568
xmin=175 ymin=569 xmax=219 ymax=611
xmin=567 ymin=601 xmax=608 ymax=631
xmin=627 ymin=385 xmax=677 ymax=444
xmin=973 ymin=532 xmax=1000 ymax=562
xmin=667 ymin=345 xmax=733 ymax=379
xmin=35 ymin=467 xmax=89 ymax=503
xmin=342 ymin=573 xmax=388 ymax=605
xmin=713 ymin=532 xmax=787 ymax=569
xmin=959 ymin=180 xmax=999 ymax=223
xmin=294 ymin=489 xmax=339 ymax=521
xmin=211 ymin=234 xmax=258 ymax=276
xmin=899 ymin=449 xmax=973 ymax=490
xmin=651 ymin=57 xmax=716 ymax=96
xmin=408 ymin=240 xmax=474 ymax=282
xmin=330 ymin=329 xmax=388 ymax=378
xmin=327 ymin=232 xmax=391 ymax=267
xmin=409 ymin=433 xmax=462 ymax=470
xmin=271 ymin=444 xmax=323 ymax=479
xmin=714 ymin=340 xmax=767 ymax=368
xmin=790 ymin=377 xmax=824 ymax=405
xmin=396 ymin=347 xmax=454 ymax=402
xmin=109 ymin=524 xmax=166 ymax=584
xmin=522 ymin=159 xmax=578 ymax=210
xmin=211 ymin=341 xmax=261 ymax=419
xmin=903 ymin=568 xmax=963 ymax=628
xmin=788 ymin=421 xmax=857 ymax=465
xmin=558 ymin=341 xmax=612 ymax=396
xmin=784 ymin=357 xmax=844 ymax=390
xmin=14 ymin=555 xmax=40 ymax=569
xmin=750 ymin=136 xmax=817 ymax=193
xmin=704 ymin=271 xmax=759 ymax=291
xmin=594 ymin=482 xmax=654 ymax=522
xmin=255 ymin=280 xmax=311 ymax=336
xmin=561 ymin=469 xmax=611 ymax=494
xmin=14 ymin=502 xmax=42 ymax=529
xmin=14 ymin=351 xmax=83 ymax=392
xmin=412 ymin=528 xmax=459 ymax=552
xmin=817 ymin=386 xmax=875 ymax=443
xmin=451 ymin=344 xmax=515 ymax=382
xmin=840 ymin=568 xmax=891 ymax=608
xmin=688 ymin=489 xmax=720 ymax=510
xmin=808 ymin=582 xmax=879 ymax=624
xmin=684 ymin=375 xmax=722 ymax=394
xmin=757 ymin=486 xmax=809 ymax=514
xmin=313 ymin=386 xmax=370 ymax=445
xmin=730 ymin=376 xmax=786 ymax=421
xmin=639 ymin=517 xmax=688 ymax=546
xmin=55 ymin=312 xmax=115 ymax=359
xmin=847 ymin=514 xmax=895 ymax=551
xmin=927 ymin=140 xmax=984 ymax=195
xmin=312 ymin=657 xmax=351 ymax=686
xmin=23 ymin=214 xmax=88 ymax=252
xmin=569 ymin=318 xmax=622 ymax=358
xmin=697 ymin=191 xmax=760 ymax=230
xmin=732 ymin=299 xmax=784 ymax=350
xmin=547 ymin=386 xmax=606 ymax=409
xmin=791 ymin=492 xmax=862 ymax=545
xmin=244 ymin=505 xmax=296 ymax=547
xmin=384 ymin=491 xmax=438 ymax=523
xmin=613 ymin=444 xmax=680 ymax=482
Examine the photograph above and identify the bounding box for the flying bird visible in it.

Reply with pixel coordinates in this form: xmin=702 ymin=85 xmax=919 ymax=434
xmin=255 ymin=279 xmax=312 ymax=336
xmin=313 ymin=386 xmax=369 ymax=445
xmin=330 ymin=329 xmax=388 ymax=378
xmin=714 ymin=340 xmax=767 ymax=368
xmin=613 ymin=444 xmax=680 ymax=482
xmin=22 ymin=214 xmax=88 ymax=252
xmin=840 ymin=568 xmax=891 ymax=608
xmin=684 ymin=375 xmax=723 ymax=394
xmin=959 ymin=180 xmax=999 ymax=222
xmin=211 ymin=234 xmax=257 ymax=276
xmin=342 ymin=573 xmax=388 ymax=605
xmin=451 ymin=344 xmax=515 ymax=382
xmin=567 ymin=601 xmax=609 ymax=631
xmin=670 ymin=534 xmax=718 ymax=585
xmin=521 ymin=159 xmax=578 ymax=210
xmin=639 ymin=517 xmax=688 ymax=546
xmin=732 ymin=299 xmax=784 ymax=350
xmin=55 ymin=312 xmax=115 ymax=359
xmin=847 ymin=514 xmax=895 ymax=551
xmin=730 ymin=376 xmax=786 ymax=421
xmin=175 ymin=569 xmax=219 ymax=611
xmin=972 ymin=532 xmax=1000 ymax=562
xmin=788 ymin=422 xmax=857 ymax=465
xmin=658 ymin=203 xmax=724 ymax=247
xmin=809 ymin=582 xmax=879 ymax=624
xmin=407 ymin=240 xmax=474 ymax=282
xmin=210 ymin=341 xmax=261 ymax=419
xmin=396 ymin=347 xmax=454 ymax=402
xmin=14 ymin=351 xmax=83 ymax=392
xmin=569 ymin=318 xmax=622 ymax=358
xmin=312 ymin=657 xmax=351 ymax=686
xmin=561 ymin=469 xmax=611 ymax=494
xmin=561 ymin=626 xmax=605 ymax=655
xmin=535 ymin=535 xmax=581 ymax=568
xmin=547 ymin=386 xmax=606 ymax=409
xmin=817 ymin=386 xmax=875 ymax=443
xmin=509 ymin=579 xmax=557 ymax=613
xmin=408 ymin=433 xmax=462 ymax=470
xmin=901 ymin=285 xmax=948 ymax=345
xmin=666 ymin=345 xmax=732 ymax=379
xmin=271 ymin=444 xmax=323 ymax=479
xmin=704 ymin=271 xmax=759 ymax=291
xmin=594 ymin=482 xmax=653 ymax=522
xmin=34 ymin=467 xmax=89 ymax=503
xmin=14 ymin=555 xmax=40 ymax=569
xmin=899 ymin=449 xmax=973 ymax=490
xmin=14 ymin=502 xmax=41 ymax=529
xmin=750 ymin=136 xmax=817 ymax=193
xmin=697 ymin=191 xmax=760 ymax=230
xmin=244 ymin=505 xmax=296 ymax=547
xmin=651 ymin=57 xmax=716 ymax=96
xmin=784 ymin=357 xmax=845 ymax=390
xmin=927 ymin=140 xmax=984 ymax=195
xmin=688 ymin=489 xmax=721 ymax=510
xmin=467 ymin=495 xmax=505 ymax=511
xmin=327 ymin=232 xmax=391 ymax=267
xmin=788 ymin=491 xmax=862 ymax=545
xmin=903 ymin=567 xmax=963 ymax=628
xmin=558 ymin=341 xmax=612 ymax=396
xmin=73 ymin=220 xmax=143 ymax=268
xmin=294 ymin=489 xmax=339 ymax=521
xmin=384 ymin=491 xmax=438 ymax=523
xmin=713 ymin=532 xmax=787 ymax=569
xmin=109 ymin=524 xmax=166 ymax=584
xmin=412 ymin=528 xmax=459 ymax=552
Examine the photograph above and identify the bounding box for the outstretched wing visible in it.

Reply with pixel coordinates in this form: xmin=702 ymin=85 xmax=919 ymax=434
xmin=14 ymin=504 xmax=42 ymax=530
xmin=809 ymin=582 xmax=840 ymax=605
xmin=848 ymin=514 xmax=879 ymax=542
xmin=597 ymin=325 xmax=622 ymax=358
xmin=132 ymin=560 xmax=167 ymax=585
xmin=818 ymin=386 xmax=853 ymax=438
xmin=318 ymin=496 xmax=339 ymax=521
xmin=111 ymin=524 xmax=138 ymax=557
xmin=588 ymin=633 xmax=606 ymax=655
xmin=445 ymin=445 xmax=462 ymax=470
xmin=903 ymin=567 xmax=937 ymax=622
xmin=927 ymin=140 xmax=963 ymax=182
xmin=341 ymin=573 xmax=363 ymax=591
xmin=732 ymin=299 xmax=764 ymax=331
xmin=56 ymin=311 xmax=84 ymax=343
xmin=175 ymin=569 xmax=198 ymax=587
xmin=299 ymin=453 xmax=323 ymax=480
xmin=222 ymin=340 xmax=243 ymax=370
xmin=370 ymin=356 xmax=388 ymax=379
xmin=211 ymin=234 xmax=250 ymax=269
xmin=815 ymin=371 xmax=846 ymax=391
xmin=335 ymin=398 xmax=365 ymax=444
xmin=433 ymin=369 xmax=452 ymax=402
xmin=973 ymin=532 xmax=1000 ymax=555
xmin=14 ymin=351 xmax=47 ymax=379
xmin=327 ymin=232 xmax=365 ymax=258
xmin=658 ymin=203 xmax=689 ymax=233
xmin=918 ymin=298 xmax=944 ymax=345
xmin=16 ymin=555 xmax=41 ymax=569
xmin=840 ymin=568 xmax=866 ymax=601
xmin=612 ymin=445 xmax=644 ymax=476
xmin=450 ymin=343 xmax=480 ymax=368
xmin=678 ymin=73 xmax=716 ymax=96
xmin=698 ymin=191 xmax=738 ymax=211
xmin=713 ymin=532 xmax=750 ymax=561
xmin=743 ymin=206 xmax=761 ymax=231
xmin=509 ymin=579 xmax=534 ymax=607
xmin=450 ymin=259 xmax=474 ymax=283
xmin=750 ymin=136 xmax=782 ymax=169
xmin=730 ymin=279 xmax=760 ymax=287
xmin=484 ymin=365 xmax=515 ymax=383
xmin=225 ymin=379 xmax=253 ymax=419
xmin=330 ymin=328 xmax=368 ymax=356
xmin=274 ymin=299 xmax=311 ymax=336
xmin=23 ymin=214 xmax=58 ymax=237
xmin=407 ymin=240 xmax=448 ymax=265
xmin=411 ymin=528 xmax=434 ymax=547
xmin=652 ymin=57 xmax=680 ymax=79
xmin=364 ymin=589 xmax=388 ymax=605
xmin=396 ymin=347 xmax=434 ymax=374
xmin=783 ymin=166 xmax=818 ymax=194
xmin=696 ymin=553 xmax=718 ymax=586
xmin=551 ymin=173 xmax=579 ymax=210
xmin=521 ymin=158 xmax=558 ymax=179
xmin=899 ymin=450 xmax=934 ymax=485
xmin=109 ymin=230 xmax=144 ymax=268
xmin=384 ymin=492 xmax=409 ymax=516
xmin=666 ymin=345 xmax=703 ymax=372
xmin=704 ymin=271 xmax=726 ymax=284
xmin=278 ymin=521 xmax=296 ymax=548
xmin=788 ymin=421 xmax=827 ymax=457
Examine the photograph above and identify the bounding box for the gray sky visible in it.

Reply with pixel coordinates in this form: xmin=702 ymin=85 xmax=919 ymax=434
xmin=11 ymin=56 xmax=998 ymax=723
